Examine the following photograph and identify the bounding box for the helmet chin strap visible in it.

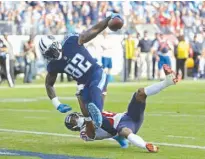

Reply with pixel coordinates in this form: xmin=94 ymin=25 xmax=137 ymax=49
xmin=57 ymin=51 xmax=62 ymax=60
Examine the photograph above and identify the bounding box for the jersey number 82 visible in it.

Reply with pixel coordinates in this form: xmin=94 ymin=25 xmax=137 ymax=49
xmin=64 ymin=53 xmax=92 ymax=78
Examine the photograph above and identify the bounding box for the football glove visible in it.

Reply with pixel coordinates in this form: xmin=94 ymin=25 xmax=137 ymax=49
xmin=57 ymin=104 xmax=72 ymax=113
xmin=110 ymin=13 xmax=123 ymax=21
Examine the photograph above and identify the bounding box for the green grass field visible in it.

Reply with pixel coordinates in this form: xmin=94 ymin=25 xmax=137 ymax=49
xmin=0 ymin=80 xmax=205 ymax=159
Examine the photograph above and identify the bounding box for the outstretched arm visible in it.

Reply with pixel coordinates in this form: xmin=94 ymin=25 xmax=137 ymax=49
xmin=78 ymin=13 xmax=123 ymax=45
xmin=45 ymin=72 xmax=72 ymax=113
xmin=45 ymin=72 xmax=58 ymax=100
xmin=78 ymin=17 xmax=111 ymax=45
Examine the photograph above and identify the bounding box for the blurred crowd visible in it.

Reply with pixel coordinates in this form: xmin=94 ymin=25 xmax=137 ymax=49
xmin=0 ymin=1 xmax=205 ymax=37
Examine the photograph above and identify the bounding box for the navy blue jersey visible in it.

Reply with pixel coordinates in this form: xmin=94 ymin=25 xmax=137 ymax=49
xmin=47 ymin=34 xmax=100 ymax=84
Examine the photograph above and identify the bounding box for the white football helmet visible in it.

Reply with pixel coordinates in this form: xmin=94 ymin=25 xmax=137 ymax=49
xmin=39 ymin=35 xmax=62 ymax=61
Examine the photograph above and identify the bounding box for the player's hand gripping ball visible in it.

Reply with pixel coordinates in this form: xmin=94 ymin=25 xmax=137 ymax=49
xmin=108 ymin=13 xmax=124 ymax=31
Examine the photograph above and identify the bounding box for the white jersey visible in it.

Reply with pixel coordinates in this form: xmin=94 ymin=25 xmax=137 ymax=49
xmin=80 ymin=111 xmax=125 ymax=141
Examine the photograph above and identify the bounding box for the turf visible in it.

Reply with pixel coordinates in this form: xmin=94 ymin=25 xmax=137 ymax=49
xmin=0 ymin=80 xmax=205 ymax=159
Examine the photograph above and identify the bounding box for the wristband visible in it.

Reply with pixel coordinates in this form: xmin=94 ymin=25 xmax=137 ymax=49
xmin=51 ymin=97 xmax=61 ymax=108
xmin=84 ymin=117 xmax=92 ymax=122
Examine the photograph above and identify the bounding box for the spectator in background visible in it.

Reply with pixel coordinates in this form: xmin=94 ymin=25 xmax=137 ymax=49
xmin=138 ymin=30 xmax=153 ymax=80
xmin=151 ymin=33 xmax=160 ymax=79
xmin=199 ymin=48 xmax=205 ymax=78
xmin=157 ymin=5 xmax=171 ymax=34
xmin=176 ymin=35 xmax=189 ymax=79
xmin=75 ymin=21 xmax=85 ymax=33
xmin=157 ymin=33 xmax=171 ymax=80
xmin=199 ymin=31 xmax=205 ymax=78
xmin=125 ymin=33 xmax=135 ymax=79
xmin=191 ymin=34 xmax=202 ymax=80
xmin=72 ymin=11 xmax=80 ymax=24
xmin=90 ymin=2 xmax=99 ymax=24
xmin=133 ymin=32 xmax=141 ymax=80
xmin=182 ymin=9 xmax=195 ymax=41
xmin=175 ymin=11 xmax=183 ymax=35
xmin=21 ymin=6 xmax=33 ymax=35
xmin=81 ymin=2 xmax=90 ymax=25
xmin=0 ymin=39 xmax=14 ymax=87
xmin=1 ymin=34 xmax=15 ymax=84
xmin=101 ymin=31 xmax=113 ymax=82
xmin=23 ymin=37 xmax=36 ymax=83
xmin=85 ymin=17 xmax=92 ymax=29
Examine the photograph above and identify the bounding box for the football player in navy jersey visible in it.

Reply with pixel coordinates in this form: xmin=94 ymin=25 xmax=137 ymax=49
xmin=38 ymin=13 xmax=123 ymax=130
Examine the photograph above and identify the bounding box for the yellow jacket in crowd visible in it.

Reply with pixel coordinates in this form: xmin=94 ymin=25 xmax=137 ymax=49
xmin=125 ymin=39 xmax=135 ymax=59
xmin=177 ymin=41 xmax=189 ymax=59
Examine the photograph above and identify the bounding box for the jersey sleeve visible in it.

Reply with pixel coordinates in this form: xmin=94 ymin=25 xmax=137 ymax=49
xmin=47 ymin=61 xmax=56 ymax=73
xmin=62 ymin=33 xmax=80 ymax=45
xmin=47 ymin=60 xmax=64 ymax=73
xmin=47 ymin=62 xmax=52 ymax=73
xmin=80 ymin=126 xmax=95 ymax=142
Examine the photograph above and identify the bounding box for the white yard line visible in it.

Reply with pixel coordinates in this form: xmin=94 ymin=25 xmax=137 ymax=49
xmin=167 ymin=135 xmax=195 ymax=139
xmin=152 ymin=142 xmax=205 ymax=150
xmin=0 ymin=152 xmax=19 ymax=155
xmin=146 ymin=113 xmax=205 ymax=118
xmin=0 ymin=128 xmax=79 ymax=138
xmin=24 ymin=116 xmax=48 ymax=119
xmin=0 ymin=109 xmax=52 ymax=112
xmin=0 ymin=128 xmax=204 ymax=150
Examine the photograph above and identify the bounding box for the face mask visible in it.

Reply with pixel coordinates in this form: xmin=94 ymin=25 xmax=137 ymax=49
xmin=77 ymin=117 xmax=84 ymax=128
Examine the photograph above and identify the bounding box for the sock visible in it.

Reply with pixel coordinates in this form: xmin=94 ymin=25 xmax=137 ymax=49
xmin=127 ymin=133 xmax=146 ymax=149
xmin=144 ymin=74 xmax=174 ymax=96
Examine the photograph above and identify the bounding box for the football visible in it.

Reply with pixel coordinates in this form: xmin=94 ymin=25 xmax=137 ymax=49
xmin=108 ymin=17 xmax=124 ymax=31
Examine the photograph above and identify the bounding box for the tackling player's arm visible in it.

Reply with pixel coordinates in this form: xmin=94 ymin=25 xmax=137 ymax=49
xmin=76 ymin=95 xmax=96 ymax=139
xmin=85 ymin=120 xmax=96 ymax=139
